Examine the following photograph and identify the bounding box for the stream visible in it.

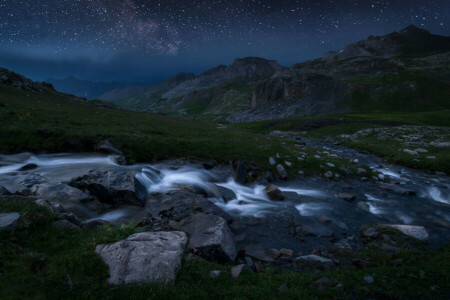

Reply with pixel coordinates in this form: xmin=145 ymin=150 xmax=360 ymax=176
xmin=0 ymin=140 xmax=449 ymax=261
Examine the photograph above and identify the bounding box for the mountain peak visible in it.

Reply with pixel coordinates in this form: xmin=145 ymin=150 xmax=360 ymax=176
xmin=399 ymin=25 xmax=430 ymax=35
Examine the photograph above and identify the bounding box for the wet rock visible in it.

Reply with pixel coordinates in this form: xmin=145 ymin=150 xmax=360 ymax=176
xmin=173 ymin=213 xmax=237 ymax=263
xmin=296 ymin=255 xmax=335 ymax=269
xmin=214 ymin=185 xmax=237 ymax=202
xmin=95 ymin=231 xmax=187 ymax=285
xmin=264 ymin=184 xmax=284 ymax=201
xmin=35 ymin=184 xmax=93 ymax=206
xmin=269 ymin=157 xmax=276 ymax=166
xmin=209 ymin=270 xmax=221 ymax=278
xmin=20 ymin=174 xmax=46 ymax=188
xmin=353 ymin=259 xmax=375 ymax=268
xmin=18 ymin=163 xmax=38 ymax=171
xmin=379 ymin=183 xmax=416 ymax=195
xmin=336 ymin=192 xmax=356 ymax=201
xmin=380 ymin=224 xmax=429 ymax=241
xmin=69 ymin=170 xmax=147 ymax=206
xmin=83 ymin=219 xmax=111 ymax=229
xmin=276 ymin=164 xmax=288 ymax=179
xmin=357 ymin=202 xmax=371 ymax=213
xmin=52 ymin=220 xmax=81 ymax=230
xmin=234 ymin=161 xmax=247 ymax=185
xmin=95 ymin=140 xmax=126 ymax=165
xmin=0 ymin=186 xmax=11 ymax=196
xmin=231 ymin=264 xmax=246 ymax=278
xmin=0 ymin=212 xmax=20 ymax=232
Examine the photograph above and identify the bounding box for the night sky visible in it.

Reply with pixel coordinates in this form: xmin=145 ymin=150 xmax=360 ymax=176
xmin=0 ymin=0 xmax=449 ymax=83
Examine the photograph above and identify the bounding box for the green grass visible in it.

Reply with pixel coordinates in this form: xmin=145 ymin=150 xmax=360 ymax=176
xmin=1 ymin=198 xmax=449 ymax=299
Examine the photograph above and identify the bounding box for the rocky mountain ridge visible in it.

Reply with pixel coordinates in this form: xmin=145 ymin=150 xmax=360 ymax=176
xmin=0 ymin=67 xmax=54 ymax=93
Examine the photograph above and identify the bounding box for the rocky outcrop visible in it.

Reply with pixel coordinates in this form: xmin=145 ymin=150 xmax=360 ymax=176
xmin=0 ymin=67 xmax=54 ymax=92
xmin=172 ymin=213 xmax=237 ymax=263
xmin=69 ymin=170 xmax=147 ymax=206
xmin=95 ymin=231 xmax=188 ymax=285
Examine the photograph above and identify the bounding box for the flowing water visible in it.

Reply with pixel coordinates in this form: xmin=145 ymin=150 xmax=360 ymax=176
xmin=0 ymin=145 xmax=449 ymax=259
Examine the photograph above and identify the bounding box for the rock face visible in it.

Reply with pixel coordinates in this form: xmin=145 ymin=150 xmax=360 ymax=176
xmin=0 ymin=212 xmax=20 ymax=232
xmin=69 ymin=170 xmax=147 ymax=206
xmin=0 ymin=67 xmax=54 ymax=92
xmin=381 ymin=225 xmax=429 ymax=241
xmin=95 ymin=231 xmax=188 ymax=285
xmin=173 ymin=213 xmax=237 ymax=263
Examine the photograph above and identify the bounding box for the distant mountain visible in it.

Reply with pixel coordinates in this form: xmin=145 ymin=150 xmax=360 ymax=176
xmin=99 ymin=26 xmax=450 ymax=121
xmin=46 ymin=76 xmax=129 ymax=99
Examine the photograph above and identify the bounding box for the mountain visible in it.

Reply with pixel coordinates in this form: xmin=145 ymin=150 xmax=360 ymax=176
xmin=47 ymin=76 xmax=128 ymax=99
xmin=100 ymin=26 xmax=450 ymax=121
xmin=1 ymin=67 xmax=55 ymax=92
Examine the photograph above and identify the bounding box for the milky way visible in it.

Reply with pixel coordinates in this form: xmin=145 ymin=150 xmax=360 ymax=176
xmin=0 ymin=0 xmax=448 ymax=82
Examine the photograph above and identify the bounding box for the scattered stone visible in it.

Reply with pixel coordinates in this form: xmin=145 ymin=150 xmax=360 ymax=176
xmin=267 ymin=249 xmax=280 ymax=260
xmin=173 ymin=213 xmax=237 ymax=263
xmin=209 ymin=270 xmax=221 ymax=278
xmin=324 ymin=171 xmax=333 ymax=178
xmin=403 ymin=149 xmax=418 ymax=155
xmin=326 ymin=163 xmax=335 ymax=168
xmin=339 ymin=167 xmax=353 ymax=175
xmin=279 ymin=249 xmax=293 ymax=257
xmin=380 ymin=224 xmax=429 ymax=241
xmin=231 ymin=264 xmax=246 ymax=278
xmin=415 ymin=148 xmax=428 ymax=153
xmin=278 ymin=283 xmax=288 ymax=292
xmin=95 ymin=231 xmax=188 ymax=285
xmin=314 ymin=155 xmax=321 ymax=159
xmin=364 ymin=275 xmax=374 ymax=284
xmin=276 ymin=164 xmax=288 ymax=179
xmin=18 ymin=163 xmax=38 ymax=171
xmin=336 ymin=193 xmax=356 ymax=201
xmin=0 ymin=212 xmax=20 ymax=232
xmin=296 ymin=255 xmax=335 ymax=269
xmin=269 ymin=157 xmax=276 ymax=166
xmin=264 ymin=184 xmax=284 ymax=201
xmin=426 ymin=156 xmax=436 ymax=159
xmin=52 ymin=220 xmax=81 ymax=230
xmin=284 ymin=161 xmax=292 ymax=167
xmin=357 ymin=168 xmax=367 ymax=175
xmin=353 ymin=259 xmax=375 ymax=268
xmin=361 ymin=227 xmax=380 ymax=241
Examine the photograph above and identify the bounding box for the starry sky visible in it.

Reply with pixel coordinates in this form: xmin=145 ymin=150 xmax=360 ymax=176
xmin=0 ymin=0 xmax=449 ymax=84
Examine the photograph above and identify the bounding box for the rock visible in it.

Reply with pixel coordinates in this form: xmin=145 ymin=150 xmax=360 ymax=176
xmin=18 ymin=163 xmax=38 ymax=171
xmin=83 ymin=219 xmax=111 ymax=229
xmin=339 ymin=166 xmax=353 ymax=175
xmin=173 ymin=213 xmax=237 ymax=263
xmin=353 ymin=259 xmax=375 ymax=268
xmin=234 ymin=161 xmax=247 ymax=185
xmin=426 ymin=156 xmax=436 ymax=159
xmin=298 ymin=219 xmax=334 ymax=237
xmin=35 ymin=184 xmax=93 ymax=207
xmin=264 ymin=184 xmax=284 ymax=201
xmin=326 ymin=163 xmax=335 ymax=168
xmin=35 ymin=199 xmax=65 ymax=214
xmin=357 ymin=202 xmax=371 ymax=213
xmin=403 ymin=149 xmax=418 ymax=155
xmin=324 ymin=171 xmax=333 ymax=178
xmin=0 ymin=212 xmax=20 ymax=232
xmin=296 ymin=255 xmax=335 ymax=269
xmin=254 ymin=261 xmax=264 ymax=272
xmin=245 ymin=256 xmax=254 ymax=269
xmin=0 ymin=186 xmax=12 ymax=196
xmin=269 ymin=157 xmax=276 ymax=166
xmin=95 ymin=231 xmax=187 ymax=285
xmin=357 ymin=168 xmax=367 ymax=175
xmin=61 ymin=212 xmax=83 ymax=226
xmin=379 ymin=183 xmax=416 ymax=195
xmin=364 ymin=275 xmax=374 ymax=284
xmin=415 ymin=148 xmax=428 ymax=153
xmin=278 ymin=283 xmax=288 ymax=292
xmin=276 ymin=164 xmax=288 ymax=179
xmin=312 ymin=277 xmax=331 ymax=289
xmin=231 ymin=264 xmax=246 ymax=278
xmin=380 ymin=224 xmax=429 ymax=241
xmin=279 ymin=249 xmax=293 ymax=257
xmin=209 ymin=270 xmax=221 ymax=278
xmin=95 ymin=140 xmax=126 ymax=165
xmin=213 ymin=185 xmax=237 ymax=202
xmin=52 ymin=220 xmax=81 ymax=230
xmin=361 ymin=227 xmax=380 ymax=241
xmin=284 ymin=161 xmax=292 ymax=167
xmin=334 ymin=283 xmax=344 ymax=291
xmin=336 ymin=192 xmax=355 ymax=201
xmin=267 ymin=249 xmax=280 ymax=260
xmin=69 ymin=170 xmax=147 ymax=206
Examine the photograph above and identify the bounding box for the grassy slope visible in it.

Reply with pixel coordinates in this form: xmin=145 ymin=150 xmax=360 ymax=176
xmin=0 ymin=85 xmax=365 ymax=176
xmin=1 ymin=198 xmax=449 ymax=299
xmin=234 ymin=111 xmax=450 ymax=173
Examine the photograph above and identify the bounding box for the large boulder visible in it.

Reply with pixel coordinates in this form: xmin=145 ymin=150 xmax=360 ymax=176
xmin=95 ymin=231 xmax=188 ymax=285
xmin=173 ymin=213 xmax=237 ymax=263
xmin=381 ymin=224 xmax=429 ymax=241
xmin=264 ymin=184 xmax=284 ymax=201
xmin=0 ymin=212 xmax=20 ymax=232
xmin=69 ymin=170 xmax=147 ymax=206
xmin=94 ymin=140 xmax=126 ymax=165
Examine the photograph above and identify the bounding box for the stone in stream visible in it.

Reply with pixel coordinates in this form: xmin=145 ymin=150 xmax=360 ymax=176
xmin=335 ymin=192 xmax=356 ymax=201
xmin=95 ymin=231 xmax=188 ymax=285
xmin=0 ymin=212 xmax=20 ymax=232
xmin=379 ymin=183 xmax=416 ymax=196
xmin=95 ymin=140 xmax=127 ymax=165
xmin=234 ymin=161 xmax=247 ymax=185
xmin=69 ymin=170 xmax=147 ymax=206
xmin=213 ymin=185 xmax=237 ymax=202
xmin=264 ymin=184 xmax=284 ymax=201
xmin=380 ymin=224 xmax=429 ymax=241
xmin=357 ymin=202 xmax=371 ymax=213
xmin=276 ymin=164 xmax=288 ymax=179
xmin=172 ymin=213 xmax=237 ymax=263
xmin=18 ymin=163 xmax=38 ymax=171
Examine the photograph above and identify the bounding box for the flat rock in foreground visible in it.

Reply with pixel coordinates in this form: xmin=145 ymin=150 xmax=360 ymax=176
xmin=95 ymin=231 xmax=188 ymax=285
xmin=380 ymin=224 xmax=429 ymax=241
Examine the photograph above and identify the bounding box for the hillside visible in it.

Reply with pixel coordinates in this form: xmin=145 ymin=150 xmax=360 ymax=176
xmin=97 ymin=26 xmax=450 ymax=121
